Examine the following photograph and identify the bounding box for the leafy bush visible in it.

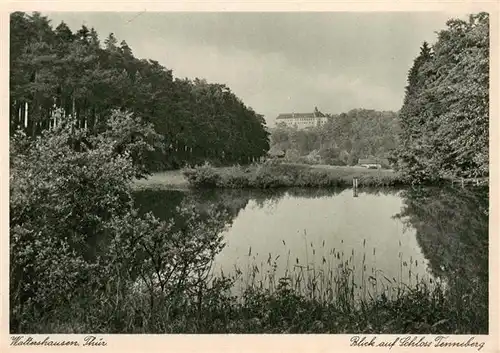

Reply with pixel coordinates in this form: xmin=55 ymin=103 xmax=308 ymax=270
xmin=182 ymin=162 xmax=222 ymax=187
xmin=10 ymin=110 xmax=226 ymax=332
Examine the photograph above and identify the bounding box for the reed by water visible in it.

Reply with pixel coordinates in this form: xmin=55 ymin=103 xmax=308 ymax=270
xmin=30 ymin=237 xmax=486 ymax=334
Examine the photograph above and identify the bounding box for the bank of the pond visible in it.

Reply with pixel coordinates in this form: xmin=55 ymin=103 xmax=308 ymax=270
xmin=182 ymin=162 xmax=408 ymax=188
xmin=133 ymin=170 xmax=190 ymax=190
xmin=133 ymin=164 xmax=488 ymax=190
xmin=31 ymin=268 xmax=486 ymax=334
xmin=27 ymin=185 xmax=488 ymax=334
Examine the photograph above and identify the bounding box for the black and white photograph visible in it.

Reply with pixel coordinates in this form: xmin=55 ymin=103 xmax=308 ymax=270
xmin=7 ymin=7 xmax=493 ymax=342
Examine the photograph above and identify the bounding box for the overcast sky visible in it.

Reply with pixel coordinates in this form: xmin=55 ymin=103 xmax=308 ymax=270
xmin=44 ymin=12 xmax=466 ymax=126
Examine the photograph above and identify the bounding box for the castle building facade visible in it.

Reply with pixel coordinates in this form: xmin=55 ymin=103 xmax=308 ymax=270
xmin=275 ymin=107 xmax=328 ymax=129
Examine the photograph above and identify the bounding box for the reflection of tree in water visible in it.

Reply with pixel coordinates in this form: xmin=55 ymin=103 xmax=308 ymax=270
xmin=134 ymin=189 xmax=186 ymax=221
xmin=395 ymin=186 xmax=488 ymax=332
xmin=249 ymin=187 xmax=405 ymax=209
xmin=134 ymin=186 xmax=419 ymax=242
xmin=133 ymin=187 xmax=409 ymax=246
xmin=133 ymin=189 xmax=251 ymax=233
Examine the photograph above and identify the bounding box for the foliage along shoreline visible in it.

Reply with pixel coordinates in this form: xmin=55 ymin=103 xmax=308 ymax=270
xmin=180 ymin=162 xmax=488 ymax=190
xmin=183 ymin=162 xmax=406 ymax=189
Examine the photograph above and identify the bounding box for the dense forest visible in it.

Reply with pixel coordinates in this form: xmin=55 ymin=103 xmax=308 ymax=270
xmin=10 ymin=12 xmax=270 ymax=171
xmin=269 ymin=109 xmax=399 ymax=166
xmin=394 ymin=13 xmax=489 ymax=181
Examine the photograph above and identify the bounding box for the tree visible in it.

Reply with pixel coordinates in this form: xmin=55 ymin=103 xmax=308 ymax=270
xmin=104 ymin=32 xmax=118 ymax=51
xmin=395 ymin=13 xmax=489 ymax=181
xmin=54 ymin=21 xmax=74 ymax=44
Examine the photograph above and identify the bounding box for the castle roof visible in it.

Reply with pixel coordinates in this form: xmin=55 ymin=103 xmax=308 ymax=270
xmin=276 ymin=110 xmax=326 ymax=120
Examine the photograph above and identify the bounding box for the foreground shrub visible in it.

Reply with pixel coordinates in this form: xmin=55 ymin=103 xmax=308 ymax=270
xmin=10 ymin=110 xmax=226 ymax=333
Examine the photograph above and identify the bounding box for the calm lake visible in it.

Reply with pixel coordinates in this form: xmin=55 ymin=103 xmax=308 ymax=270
xmin=133 ymin=186 xmax=488 ymax=302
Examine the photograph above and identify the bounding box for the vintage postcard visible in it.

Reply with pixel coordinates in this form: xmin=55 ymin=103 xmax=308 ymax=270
xmin=1 ymin=1 xmax=498 ymax=352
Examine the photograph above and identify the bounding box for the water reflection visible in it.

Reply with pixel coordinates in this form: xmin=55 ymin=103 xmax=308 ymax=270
xmin=208 ymin=188 xmax=434 ymax=299
xmin=133 ymin=186 xmax=488 ymax=306
xmin=134 ymin=189 xmax=250 ymax=233
xmin=396 ymin=186 xmax=489 ymax=331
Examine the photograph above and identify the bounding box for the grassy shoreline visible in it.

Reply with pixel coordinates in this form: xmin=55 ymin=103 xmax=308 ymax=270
xmin=182 ymin=162 xmax=408 ymax=189
xmin=25 ymin=256 xmax=487 ymax=334
xmin=132 ymin=170 xmax=191 ymax=190
xmin=133 ymin=163 xmax=488 ymax=191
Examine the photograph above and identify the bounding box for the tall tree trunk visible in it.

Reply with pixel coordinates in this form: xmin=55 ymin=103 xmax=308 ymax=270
xmin=17 ymin=103 xmax=22 ymax=129
xmin=91 ymin=107 xmax=96 ymax=130
xmin=24 ymin=102 xmax=28 ymax=129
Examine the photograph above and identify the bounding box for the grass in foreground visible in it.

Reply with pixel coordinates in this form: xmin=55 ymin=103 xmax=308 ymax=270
xmin=182 ymin=161 xmax=408 ymax=189
xmin=20 ymin=248 xmax=487 ymax=334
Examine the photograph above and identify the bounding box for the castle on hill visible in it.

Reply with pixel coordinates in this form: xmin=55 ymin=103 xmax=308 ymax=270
xmin=275 ymin=107 xmax=328 ymax=129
